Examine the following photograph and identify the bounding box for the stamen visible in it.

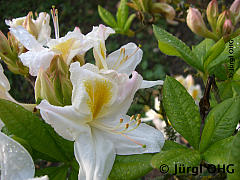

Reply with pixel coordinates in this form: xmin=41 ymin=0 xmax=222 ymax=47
xmin=114 ymin=45 xmax=141 ymax=70
xmin=51 ymin=5 xmax=60 ymax=39
xmin=137 ymin=119 xmax=141 ymax=126
xmin=130 ymin=115 xmax=135 ymax=121
xmin=125 ymin=123 xmax=129 ymax=129
xmin=136 ymin=114 xmax=141 ymax=120
xmin=120 ymin=133 xmax=146 ymax=148
xmin=119 ymin=118 xmax=123 ymax=123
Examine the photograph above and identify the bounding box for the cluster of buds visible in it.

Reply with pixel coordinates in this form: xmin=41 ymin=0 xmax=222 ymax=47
xmin=187 ymin=0 xmax=240 ymax=41
xmin=127 ymin=0 xmax=178 ymax=25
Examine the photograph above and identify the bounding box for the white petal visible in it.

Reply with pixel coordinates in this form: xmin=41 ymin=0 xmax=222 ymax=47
xmin=35 ymin=13 xmax=51 ymax=45
xmin=140 ymin=80 xmax=164 ymax=89
xmin=74 ymin=128 xmax=115 ymax=180
xmin=0 ymin=64 xmax=10 ymax=92
xmin=37 ymin=100 xmax=89 ymax=141
xmin=9 ymin=26 xmax=42 ymax=51
xmin=86 ymin=24 xmax=115 ymax=42
xmin=5 ymin=16 xmax=26 ymax=27
xmin=28 ymin=175 xmax=49 ymax=180
xmin=70 ymin=63 xmax=143 ymax=119
xmin=47 ymin=29 xmax=92 ymax=65
xmin=69 ymin=62 xmax=118 ymax=116
xmin=106 ymin=43 xmax=142 ymax=75
xmin=99 ymin=115 xmax=165 ymax=155
xmin=19 ymin=49 xmax=54 ymax=76
xmin=0 ymin=132 xmax=35 ymax=180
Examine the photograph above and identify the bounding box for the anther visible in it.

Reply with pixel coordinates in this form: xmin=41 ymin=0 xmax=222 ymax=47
xmin=130 ymin=115 xmax=135 ymax=121
xmin=136 ymin=114 xmax=141 ymax=120
xmin=125 ymin=123 xmax=129 ymax=129
xmin=138 ymin=44 xmax=142 ymax=48
xmin=119 ymin=118 xmax=123 ymax=123
xmin=137 ymin=119 xmax=141 ymax=126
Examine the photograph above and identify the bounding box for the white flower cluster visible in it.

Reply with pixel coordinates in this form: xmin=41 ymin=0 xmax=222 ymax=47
xmin=0 ymin=9 xmax=165 ymax=180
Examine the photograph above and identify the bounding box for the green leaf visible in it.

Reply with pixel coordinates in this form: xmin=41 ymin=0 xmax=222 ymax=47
xmin=0 ymin=99 xmax=69 ymax=162
xmin=199 ymin=97 xmax=240 ymax=153
xmin=98 ymin=5 xmax=118 ymax=28
xmin=162 ymin=140 xmax=187 ymax=151
xmin=202 ymin=132 xmax=240 ymax=180
xmin=153 ymin=25 xmax=203 ymax=71
xmin=207 ymin=36 xmax=240 ymax=72
xmin=203 ymin=38 xmax=225 ymax=70
xmin=123 ymin=14 xmax=136 ymax=33
xmin=151 ymin=148 xmax=201 ymax=174
xmin=163 ymin=76 xmax=201 ymax=149
xmin=116 ymin=0 xmax=128 ymax=28
xmin=69 ymin=168 xmax=78 ymax=180
xmin=192 ymin=38 xmax=215 ymax=67
xmin=36 ymin=165 xmax=69 ymax=180
xmin=109 ymin=154 xmax=153 ymax=180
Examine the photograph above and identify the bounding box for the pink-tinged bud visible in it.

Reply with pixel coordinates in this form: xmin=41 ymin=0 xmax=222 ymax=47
xmin=216 ymin=11 xmax=228 ymax=36
xmin=35 ymin=55 xmax=72 ymax=106
xmin=151 ymin=3 xmax=178 ymax=25
xmin=207 ymin=0 xmax=218 ymax=31
xmin=230 ymin=0 xmax=240 ymax=24
xmin=187 ymin=8 xmax=212 ymax=38
xmin=222 ymin=19 xmax=234 ymax=35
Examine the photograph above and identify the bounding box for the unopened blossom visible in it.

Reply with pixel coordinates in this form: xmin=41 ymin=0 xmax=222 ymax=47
xmin=6 ymin=12 xmax=51 ymax=45
xmin=87 ymin=25 xmax=164 ymax=88
xmin=37 ymin=62 xmax=165 ymax=180
xmin=10 ymin=26 xmax=92 ymax=76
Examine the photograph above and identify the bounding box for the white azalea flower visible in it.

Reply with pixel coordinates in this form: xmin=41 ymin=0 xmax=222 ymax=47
xmin=87 ymin=25 xmax=163 ymax=88
xmin=6 ymin=12 xmax=51 ymax=45
xmin=37 ymin=62 xmax=165 ymax=180
xmin=0 ymin=132 xmax=35 ymax=180
xmin=10 ymin=26 xmax=92 ymax=76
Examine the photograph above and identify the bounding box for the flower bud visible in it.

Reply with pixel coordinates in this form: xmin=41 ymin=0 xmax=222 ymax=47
xmin=216 ymin=11 xmax=228 ymax=36
xmin=0 ymin=31 xmax=12 ymax=56
xmin=151 ymin=3 xmax=178 ymax=25
xmin=35 ymin=55 xmax=72 ymax=106
xmin=187 ymin=8 xmax=216 ymax=39
xmin=230 ymin=0 xmax=240 ymax=24
xmin=222 ymin=19 xmax=234 ymax=35
xmin=207 ymin=0 xmax=218 ymax=31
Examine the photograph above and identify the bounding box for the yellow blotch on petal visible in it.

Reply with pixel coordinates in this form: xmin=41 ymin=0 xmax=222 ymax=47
xmin=84 ymin=78 xmax=113 ymax=120
xmin=192 ymin=89 xmax=199 ymax=100
xmin=53 ymin=38 xmax=75 ymax=63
